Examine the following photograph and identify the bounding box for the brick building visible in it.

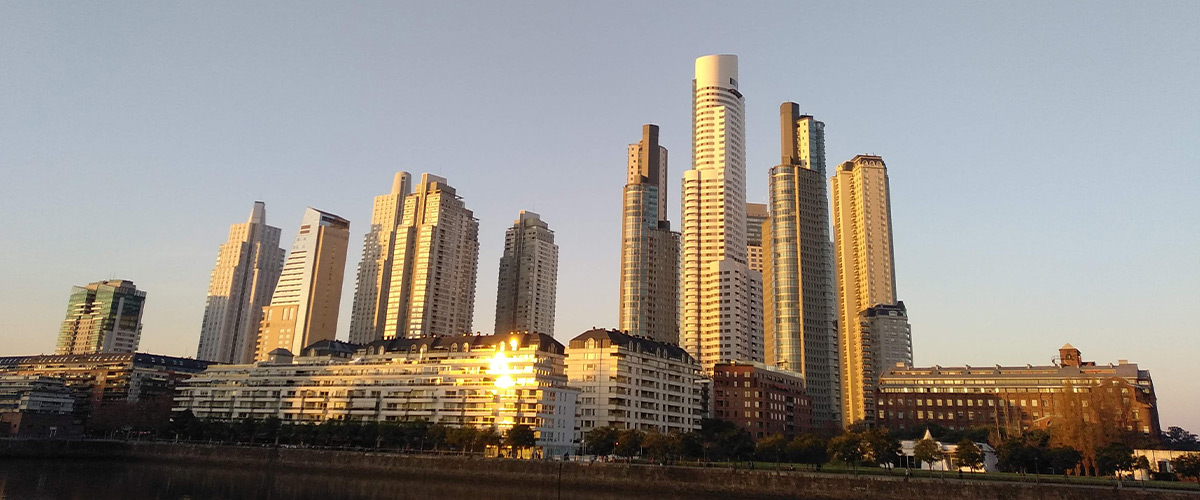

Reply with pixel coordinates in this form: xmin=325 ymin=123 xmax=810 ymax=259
xmin=711 ymin=361 xmax=813 ymax=438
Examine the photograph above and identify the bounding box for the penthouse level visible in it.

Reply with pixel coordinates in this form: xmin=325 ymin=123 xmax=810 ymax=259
xmin=876 ymin=344 xmax=1159 ymax=437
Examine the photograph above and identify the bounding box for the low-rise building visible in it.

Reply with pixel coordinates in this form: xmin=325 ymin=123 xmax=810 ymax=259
xmin=567 ymin=329 xmax=703 ymax=439
xmin=0 ymin=353 xmax=211 ymax=431
xmin=174 ymin=333 xmax=577 ymax=457
xmin=900 ymin=429 xmax=998 ymax=472
xmin=876 ymin=344 xmax=1160 ymax=437
xmin=0 ymin=375 xmax=80 ymax=438
xmin=711 ymin=361 xmax=812 ymax=438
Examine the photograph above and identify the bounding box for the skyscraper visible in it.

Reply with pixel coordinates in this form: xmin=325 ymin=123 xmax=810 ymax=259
xmin=681 ymin=54 xmax=762 ymax=372
xmin=196 ymin=201 xmax=285 ymax=364
xmin=618 ymin=124 xmax=680 ymax=343
xmin=57 ymin=280 xmax=145 ymax=355
xmin=348 ymin=172 xmax=412 ymax=344
xmin=382 ymin=174 xmax=479 ymax=339
xmin=254 ymin=207 xmax=350 ymax=360
xmin=494 ymin=210 xmax=558 ymax=335
xmin=832 ymin=154 xmax=907 ymax=427
xmin=762 ymin=102 xmax=842 ymax=426
xmin=746 ymin=202 xmax=768 ymax=273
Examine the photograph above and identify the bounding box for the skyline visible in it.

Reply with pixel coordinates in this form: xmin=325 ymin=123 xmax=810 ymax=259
xmin=1 ymin=2 xmax=1197 ymax=431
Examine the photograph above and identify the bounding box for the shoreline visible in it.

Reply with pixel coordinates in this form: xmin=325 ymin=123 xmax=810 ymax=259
xmin=1 ymin=440 xmax=1194 ymax=499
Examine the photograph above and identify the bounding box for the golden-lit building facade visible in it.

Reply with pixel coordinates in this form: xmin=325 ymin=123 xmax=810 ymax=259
xmin=348 ymin=172 xmax=412 ymax=344
xmin=175 ymin=333 xmax=578 ymax=457
xmin=876 ymin=344 xmax=1160 ymax=438
xmin=254 ymin=208 xmax=350 ymax=361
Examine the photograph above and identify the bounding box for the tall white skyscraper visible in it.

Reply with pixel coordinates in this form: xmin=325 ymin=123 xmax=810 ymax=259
xmin=254 ymin=207 xmax=350 ymax=360
xmin=494 ymin=211 xmax=558 ymax=336
xmin=196 ymin=201 xmax=285 ymax=363
xmin=382 ymin=174 xmax=479 ymax=339
xmin=619 ymin=124 xmax=680 ymax=344
xmin=763 ymin=103 xmax=842 ymax=427
xmin=681 ymin=54 xmax=762 ymax=372
xmin=349 ymin=172 xmax=412 ymax=344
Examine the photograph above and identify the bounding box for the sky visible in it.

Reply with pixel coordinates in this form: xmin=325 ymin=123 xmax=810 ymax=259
xmin=1 ymin=2 xmax=1197 ymax=431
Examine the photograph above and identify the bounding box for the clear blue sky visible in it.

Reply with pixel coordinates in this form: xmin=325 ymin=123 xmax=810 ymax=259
xmin=2 ymin=2 xmax=1197 ymax=431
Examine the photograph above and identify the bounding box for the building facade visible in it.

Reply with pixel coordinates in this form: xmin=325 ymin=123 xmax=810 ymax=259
xmin=711 ymin=361 xmax=813 ymax=439
xmin=255 ymin=208 xmax=350 ymax=361
xmin=0 ymin=353 xmax=210 ymax=430
xmin=197 ymin=201 xmax=285 ymax=364
xmin=175 ymin=333 xmax=577 ymax=457
xmin=762 ymin=102 xmax=841 ymax=427
xmin=619 ymin=124 xmax=680 ymax=344
xmin=681 ymin=54 xmax=762 ymax=372
xmin=494 ymin=211 xmax=558 ymax=336
xmin=876 ymin=344 xmax=1161 ymax=438
xmin=348 ymin=172 xmax=413 ymax=345
xmin=382 ymin=174 xmax=480 ymax=339
xmin=832 ymin=154 xmax=903 ymax=428
xmin=745 ymin=202 xmax=768 ymax=273
xmin=567 ymin=329 xmax=703 ymax=439
xmin=57 ymin=280 xmax=146 ymax=355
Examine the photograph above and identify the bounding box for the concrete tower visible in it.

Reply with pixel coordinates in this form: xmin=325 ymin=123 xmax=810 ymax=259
xmin=57 ymin=280 xmax=146 ymax=355
xmin=681 ymin=54 xmax=762 ymax=372
xmin=196 ymin=201 xmax=285 ymax=363
xmin=746 ymin=202 xmax=768 ymax=273
xmin=382 ymin=174 xmax=479 ymax=339
xmin=494 ymin=211 xmax=558 ymax=335
xmin=832 ymin=154 xmax=908 ymax=427
xmin=763 ymin=102 xmax=842 ymax=426
xmin=619 ymin=124 xmax=680 ymax=343
xmin=348 ymin=172 xmax=412 ymax=344
xmin=254 ymin=207 xmax=350 ymax=360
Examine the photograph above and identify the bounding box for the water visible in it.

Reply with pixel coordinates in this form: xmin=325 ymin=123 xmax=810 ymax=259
xmin=0 ymin=459 xmax=749 ymax=500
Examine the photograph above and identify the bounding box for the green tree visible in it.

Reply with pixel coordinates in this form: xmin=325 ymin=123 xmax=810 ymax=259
xmin=786 ymin=434 xmax=828 ymax=468
xmin=1095 ymin=442 xmax=1134 ymax=477
xmin=913 ymin=438 xmax=943 ymax=471
xmin=953 ymin=439 xmax=983 ymax=472
xmin=642 ymin=431 xmax=679 ymax=462
xmin=584 ymin=426 xmax=619 ymax=456
xmin=755 ymin=434 xmax=787 ymax=463
xmin=1170 ymin=454 xmax=1200 ymax=483
xmin=828 ymin=433 xmax=865 ymax=470
xmin=1046 ymin=446 xmax=1082 ymax=476
xmin=864 ymin=429 xmax=901 ymax=468
xmin=614 ymin=429 xmax=644 ymax=458
xmin=505 ymin=424 xmax=537 ymax=458
xmin=1162 ymin=427 xmax=1200 ymax=451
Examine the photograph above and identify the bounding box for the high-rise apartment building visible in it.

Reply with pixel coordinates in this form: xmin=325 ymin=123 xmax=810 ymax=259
xmin=832 ymin=154 xmax=904 ymax=427
xmin=762 ymin=102 xmax=842 ymax=427
xmin=681 ymin=54 xmax=763 ymax=372
xmin=254 ymin=208 xmax=350 ymax=360
xmin=618 ymin=124 xmax=680 ymax=343
xmin=746 ymin=203 xmax=768 ymax=273
xmin=382 ymin=174 xmax=479 ymax=339
xmin=348 ymin=172 xmax=413 ymax=344
xmin=56 ymin=280 xmax=146 ymax=355
xmin=196 ymin=202 xmax=285 ymax=364
xmin=494 ymin=211 xmax=558 ymax=335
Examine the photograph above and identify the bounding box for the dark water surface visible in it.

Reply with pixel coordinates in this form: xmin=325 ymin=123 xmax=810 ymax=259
xmin=0 ymin=459 xmax=751 ymax=500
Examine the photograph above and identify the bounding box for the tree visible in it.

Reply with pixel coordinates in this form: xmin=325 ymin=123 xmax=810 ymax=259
xmin=755 ymin=434 xmax=787 ymax=463
xmin=1170 ymin=454 xmax=1200 ymax=483
xmin=584 ymin=426 xmax=619 ymax=456
xmin=913 ymin=438 xmax=943 ymax=471
xmin=953 ymin=439 xmax=983 ymax=472
xmin=1095 ymin=442 xmax=1134 ymax=477
xmin=505 ymin=424 xmax=537 ymax=458
xmin=1046 ymin=446 xmax=1082 ymax=476
xmin=786 ymin=434 xmax=828 ymax=468
xmin=614 ymin=429 xmax=644 ymax=458
xmin=642 ymin=431 xmax=679 ymax=462
xmin=828 ymin=433 xmax=865 ymax=469
xmin=1163 ymin=427 xmax=1200 ymax=451
xmin=864 ymin=429 xmax=901 ymax=468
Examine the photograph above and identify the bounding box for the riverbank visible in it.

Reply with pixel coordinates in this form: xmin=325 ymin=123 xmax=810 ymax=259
xmin=1 ymin=440 xmax=1194 ymax=499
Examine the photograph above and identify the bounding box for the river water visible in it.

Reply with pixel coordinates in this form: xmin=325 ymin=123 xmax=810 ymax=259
xmin=0 ymin=459 xmax=752 ymax=500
